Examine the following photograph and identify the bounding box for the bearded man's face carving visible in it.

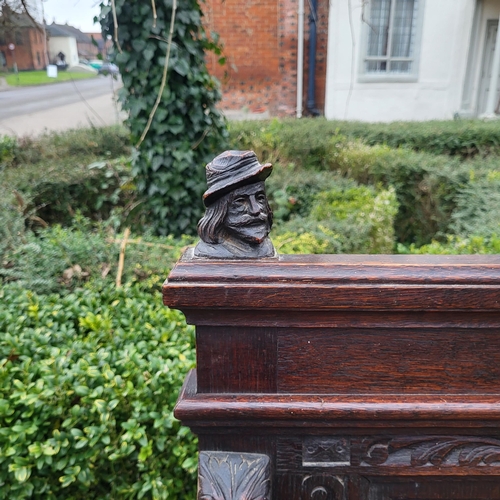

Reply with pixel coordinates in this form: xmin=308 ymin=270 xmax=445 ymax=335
xmin=224 ymin=182 xmax=270 ymax=245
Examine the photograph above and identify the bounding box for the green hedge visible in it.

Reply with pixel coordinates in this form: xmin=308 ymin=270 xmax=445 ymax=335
xmin=0 ymin=128 xmax=135 ymax=230
xmin=231 ymin=120 xmax=500 ymax=246
xmin=0 ymin=284 xmax=196 ymax=499
xmin=268 ymin=172 xmax=399 ymax=253
xmin=1 ymin=218 xmax=194 ymax=295
xmin=398 ymin=234 xmax=500 ymax=254
xmin=229 ymin=118 xmax=500 ymax=159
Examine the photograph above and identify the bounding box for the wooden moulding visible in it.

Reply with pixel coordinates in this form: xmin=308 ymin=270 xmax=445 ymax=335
xmin=163 ymin=251 xmax=500 ymax=314
xmin=175 ymin=370 xmax=500 ymax=429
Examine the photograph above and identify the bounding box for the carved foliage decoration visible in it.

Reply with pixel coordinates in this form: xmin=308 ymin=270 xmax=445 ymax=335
xmin=198 ymin=451 xmax=271 ymax=500
xmin=301 ymin=436 xmax=500 ymax=469
xmin=301 ymin=475 xmax=345 ymax=500
xmin=357 ymin=436 xmax=500 ymax=467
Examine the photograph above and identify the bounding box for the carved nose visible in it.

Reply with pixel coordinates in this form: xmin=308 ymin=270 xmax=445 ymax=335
xmin=248 ymin=196 xmax=261 ymax=215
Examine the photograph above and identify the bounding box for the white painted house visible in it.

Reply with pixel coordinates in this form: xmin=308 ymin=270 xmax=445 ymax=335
xmin=325 ymin=0 xmax=500 ymax=121
xmin=46 ymin=23 xmax=79 ymax=67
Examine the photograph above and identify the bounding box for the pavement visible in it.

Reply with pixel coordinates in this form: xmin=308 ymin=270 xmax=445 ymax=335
xmin=0 ymin=77 xmax=269 ymax=137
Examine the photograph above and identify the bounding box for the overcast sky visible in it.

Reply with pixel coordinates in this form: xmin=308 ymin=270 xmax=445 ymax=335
xmin=38 ymin=0 xmax=101 ymax=33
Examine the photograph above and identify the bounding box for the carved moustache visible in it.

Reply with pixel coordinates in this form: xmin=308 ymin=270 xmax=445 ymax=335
xmin=228 ymin=213 xmax=269 ymax=227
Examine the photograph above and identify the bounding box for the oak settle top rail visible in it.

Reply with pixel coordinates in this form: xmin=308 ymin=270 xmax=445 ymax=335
xmin=163 ymin=251 xmax=500 ymax=312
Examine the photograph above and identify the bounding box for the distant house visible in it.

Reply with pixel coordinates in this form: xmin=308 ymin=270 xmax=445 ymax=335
xmin=206 ymin=0 xmax=500 ymax=121
xmin=324 ymin=0 xmax=500 ymax=121
xmin=46 ymin=23 xmax=94 ymax=67
xmin=85 ymin=32 xmax=112 ymax=60
xmin=0 ymin=6 xmax=47 ymax=71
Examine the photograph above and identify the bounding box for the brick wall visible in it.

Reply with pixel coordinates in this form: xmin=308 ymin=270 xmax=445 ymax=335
xmin=203 ymin=0 xmax=329 ymax=116
xmin=0 ymin=27 xmax=46 ymax=70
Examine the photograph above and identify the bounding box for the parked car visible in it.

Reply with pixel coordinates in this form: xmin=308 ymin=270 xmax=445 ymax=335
xmin=89 ymin=59 xmax=104 ymax=70
xmin=98 ymin=63 xmax=119 ymax=75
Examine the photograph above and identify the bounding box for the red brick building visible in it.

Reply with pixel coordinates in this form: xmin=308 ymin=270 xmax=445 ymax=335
xmin=0 ymin=7 xmax=46 ymax=71
xmin=203 ymin=0 xmax=329 ymax=116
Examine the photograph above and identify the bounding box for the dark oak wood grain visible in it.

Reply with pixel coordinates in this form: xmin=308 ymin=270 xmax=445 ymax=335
xmin=278 ymin=328 xmax=500 ymax=394
xmin=196 ymin=326 xmax=277 ymax=393
xmin=163 ymin=253 xmax=500 ymax=499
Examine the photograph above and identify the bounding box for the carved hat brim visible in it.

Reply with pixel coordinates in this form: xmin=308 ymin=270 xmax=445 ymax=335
xmin=203 ymin=150 xmax=272 ymax=206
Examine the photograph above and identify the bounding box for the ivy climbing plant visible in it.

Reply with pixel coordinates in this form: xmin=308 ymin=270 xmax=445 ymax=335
xmin=97 ymin=0 xmax=228 ymax=236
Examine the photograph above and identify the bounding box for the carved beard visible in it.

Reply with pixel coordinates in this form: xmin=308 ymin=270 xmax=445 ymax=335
xmin=224 ymin=214 xmax=270 ymax=245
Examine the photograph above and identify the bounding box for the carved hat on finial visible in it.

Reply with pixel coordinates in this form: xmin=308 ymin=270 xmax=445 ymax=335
xmin=203 ymin=150 xmax=272 ymax=207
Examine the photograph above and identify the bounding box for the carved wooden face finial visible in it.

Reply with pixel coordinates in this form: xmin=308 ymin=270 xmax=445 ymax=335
xmin=194 ymin=151 xmax=276 ymax=259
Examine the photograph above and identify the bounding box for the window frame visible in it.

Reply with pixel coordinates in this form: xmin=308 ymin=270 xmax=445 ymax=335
xmin=358 ymin=0 xmax=425 ymax=83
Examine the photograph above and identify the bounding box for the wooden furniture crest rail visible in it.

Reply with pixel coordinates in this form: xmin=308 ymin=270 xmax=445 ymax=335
xmin=164 ymin=251 xmax=500 ymax=500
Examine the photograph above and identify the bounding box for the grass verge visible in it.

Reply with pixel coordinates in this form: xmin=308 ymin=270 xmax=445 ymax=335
xmin=5 ymin=70 xmax=97 ymax=86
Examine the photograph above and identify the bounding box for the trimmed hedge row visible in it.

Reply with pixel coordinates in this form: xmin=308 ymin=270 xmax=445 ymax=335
xmin=229 ymin=118 xmax=500 ymax=159
xmin=0 ymin=284 xmax=197 ymax=499
xmin=231 ymin=120 xmax=500 ymax=246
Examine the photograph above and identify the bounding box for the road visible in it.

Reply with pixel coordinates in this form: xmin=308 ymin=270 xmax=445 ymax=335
xmin=0 ymin=77 xmax=118 ymax=119
xmin=0 ymin=76 xmax=125 ymax=136
xmin=0 ymin=76 xmax=270 ymax=136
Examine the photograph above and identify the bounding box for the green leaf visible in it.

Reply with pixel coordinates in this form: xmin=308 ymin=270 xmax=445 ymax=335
xmin=94 ymin=399 xmax=106 ymax=413
xmin=14 ymin=467 xmax=31 ymax=483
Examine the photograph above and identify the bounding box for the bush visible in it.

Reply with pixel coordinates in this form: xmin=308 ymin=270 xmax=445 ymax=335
xmin=269 ymin=171 xmax=399 ymax=254
xmin=1 ymin=219 xmax=194 ymax=295
xmin=0 ymin=189 xmax=26 ymax=263
xmin=331 ymin=119 xmax=500 ymax=159
xmin=0 ymin=136 xmax=18 ymax=170
xmin=31 ymin=158 xmax=137 ymax=229
xmin=450 ymin=171 xmax=500 ymax=238
xmin=8 ymin=127 xmax=130 ymax=169
xmin=233 ymin=120 xmax=500 ymax=245
xmin=398 ymin=234 xmax=500 ymax=254
xmin=0 ymin=284 xmax=197 ymax=499
xmin=229 ymin=118 xmax=500 ymax=159
xmin=0 ymin=128 xmax=136 ymax=230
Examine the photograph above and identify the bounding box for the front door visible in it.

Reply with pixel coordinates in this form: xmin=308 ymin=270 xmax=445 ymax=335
xmin=478 ymin=19 xmax=500 ymax=115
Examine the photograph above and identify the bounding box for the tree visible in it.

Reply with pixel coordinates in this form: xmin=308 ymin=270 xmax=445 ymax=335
xmin=0 ymin=0 xmax=40 ymax=32
xmin=97 ymin=0 xmax=228 ymax=236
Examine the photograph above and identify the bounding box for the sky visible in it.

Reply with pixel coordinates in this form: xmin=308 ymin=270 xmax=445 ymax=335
xmin=38 ymin=0 xmax=101 ymax=33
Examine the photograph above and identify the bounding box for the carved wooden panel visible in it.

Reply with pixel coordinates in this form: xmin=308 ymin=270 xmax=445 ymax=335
xmin=276 ymin=435 xmax=500 ymax=475
xmin=352 ymin=436 xmax=500 ymax=468
xmin=301 ymin=474 xmax=345 ymax=500
xmin=353 ymin=475 xmax=500 ymax=500
xmin=198 ymin=451 xmax=270 ymax=500
xmin=303 ymin=438 xmax=351 ymax=467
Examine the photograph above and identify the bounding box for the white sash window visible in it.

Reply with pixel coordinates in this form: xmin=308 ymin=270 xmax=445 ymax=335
xmin=364 ymin=0 xmax=421 ymax=77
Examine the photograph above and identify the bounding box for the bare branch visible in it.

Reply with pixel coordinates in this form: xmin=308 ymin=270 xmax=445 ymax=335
xmin=191 ymin=128 xmax=209 ymax=150
xmin=116 ymin=227 xmax=130 ymax=288
xmin=18 ymin=0 xmax=43 ymax=33
xmin=136 ymin=0 xmax=177 ymax=148
xmin=151 ymin=0 xmax=157 ymax=28
xmin=110 ymin=0 xmax=123 ymax=53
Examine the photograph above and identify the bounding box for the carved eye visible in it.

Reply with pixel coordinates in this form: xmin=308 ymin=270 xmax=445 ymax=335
xmin=256 ymin=193 xmax=266 ymax=203
xmin=233 ymin=196 xmax=246 ymax=205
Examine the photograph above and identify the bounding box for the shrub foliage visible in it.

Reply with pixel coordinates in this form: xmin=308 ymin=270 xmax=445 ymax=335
xmin=231 ymin=119 xmax=500 ymax=246
xmin=0 ymin=284 xmax=196 ymax=499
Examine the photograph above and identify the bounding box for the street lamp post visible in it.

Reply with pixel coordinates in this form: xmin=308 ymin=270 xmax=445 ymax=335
xmin=8 ymin=43 xmax=19 ymax=85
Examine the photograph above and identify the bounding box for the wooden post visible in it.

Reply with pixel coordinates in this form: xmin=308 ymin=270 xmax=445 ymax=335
xmin=164 ymin=252 xmax=500 ymax=499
